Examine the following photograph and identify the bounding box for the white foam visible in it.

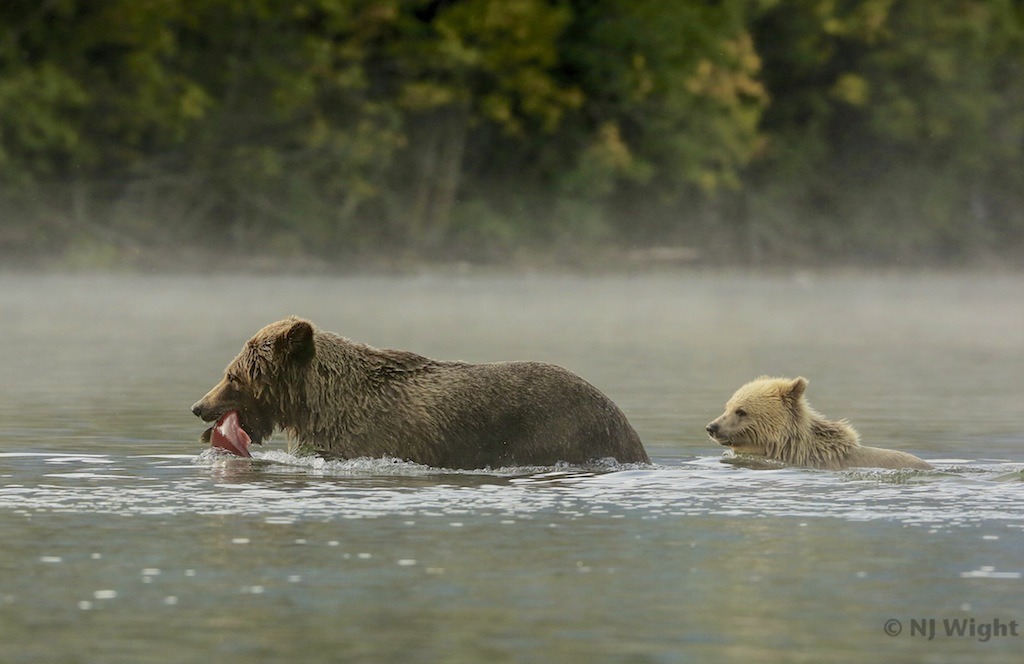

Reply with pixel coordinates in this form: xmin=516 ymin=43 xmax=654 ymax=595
xmin=4 ymin=452 xmax=1024 ymax=530
xmin=959 ymin=569 xmax=1022 ymax=579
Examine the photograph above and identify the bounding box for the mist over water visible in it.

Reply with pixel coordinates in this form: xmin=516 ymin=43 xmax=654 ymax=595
xmin=1 ymin=272 xmax=1022 ymax=663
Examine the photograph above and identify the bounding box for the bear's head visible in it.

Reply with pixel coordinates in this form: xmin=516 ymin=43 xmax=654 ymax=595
xmin=191 ymin=317 xmax=316 ymax=452
xmin=705 ymin=376 xmax=808 ymax=457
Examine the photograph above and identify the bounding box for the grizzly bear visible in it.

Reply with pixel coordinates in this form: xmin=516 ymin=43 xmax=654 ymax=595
xmin=705 ymin=376 xmax=932 ymax=470
xmin=191 ymin=317 xmax=650 ymax=469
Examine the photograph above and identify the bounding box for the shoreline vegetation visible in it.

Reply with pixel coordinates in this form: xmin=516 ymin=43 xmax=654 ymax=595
xmin=2 ymin=2 xmax=1022 ymax=272
xmin=5 ymin=242 xmax=1022 ymax=277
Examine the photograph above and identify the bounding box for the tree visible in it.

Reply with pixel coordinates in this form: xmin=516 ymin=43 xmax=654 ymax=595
xmin=372 ymin=0 xmax=583 ymax=250
xmin=745 ymin=0 xmax=1024 ymax=263
xmin=554 ymin=0 xmax=768 ymax=244
xmin=0 ymin=0 xmax=208 ymax=182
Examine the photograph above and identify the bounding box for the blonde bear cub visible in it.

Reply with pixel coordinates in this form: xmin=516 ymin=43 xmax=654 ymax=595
xmin=706 ymin=376 xmax=932 ymax=470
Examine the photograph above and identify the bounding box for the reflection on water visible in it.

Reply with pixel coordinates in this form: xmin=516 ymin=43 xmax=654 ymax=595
xmin=1 ymin=273 xmax=1023 ymax=663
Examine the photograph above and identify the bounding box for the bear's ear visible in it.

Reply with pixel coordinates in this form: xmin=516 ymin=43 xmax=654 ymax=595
xmin=278 ymin=319 xmax=315 ymax=364
xmin=785 ymin=376 xmax=808 ymax=401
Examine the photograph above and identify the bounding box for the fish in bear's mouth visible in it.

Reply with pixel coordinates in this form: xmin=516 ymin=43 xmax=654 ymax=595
xmin=201 ymin=410 xmax=253 ymax=458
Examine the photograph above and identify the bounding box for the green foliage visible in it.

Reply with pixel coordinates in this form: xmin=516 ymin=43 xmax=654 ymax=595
xmin=554 ymin=0 xmax=767 ymax=201
xmin=0 ymin=62 xmax=87 ymax=182
xmin=0 ymin=0 xmax=1022 ymax=266
xmin=746 ymin=0 xmax=1024 ymax=264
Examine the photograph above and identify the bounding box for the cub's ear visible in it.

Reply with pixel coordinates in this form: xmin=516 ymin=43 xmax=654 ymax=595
xmin=279 ymin=319 xmax=315 ymax=364
xmin=786 ymin=376 xmax=808 ymax=401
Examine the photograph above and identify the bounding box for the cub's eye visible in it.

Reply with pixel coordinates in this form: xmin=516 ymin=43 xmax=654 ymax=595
xmin=735 ymin=409 xmax=747 ymax=417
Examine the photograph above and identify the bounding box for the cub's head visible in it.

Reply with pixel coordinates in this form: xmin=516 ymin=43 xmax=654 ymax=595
xmin=191 ymin=317 xmax=316 ymax=449
xmin=705 ymin=376 xmax=808 ymax=456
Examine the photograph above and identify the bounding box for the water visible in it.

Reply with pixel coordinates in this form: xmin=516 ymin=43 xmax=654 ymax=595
xmin=1 ymin=272 xmax=1023 ymax=663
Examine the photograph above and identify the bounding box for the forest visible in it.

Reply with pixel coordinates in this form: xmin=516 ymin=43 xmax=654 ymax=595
xmin=1 ymin=0 xmax=1023 ymax=269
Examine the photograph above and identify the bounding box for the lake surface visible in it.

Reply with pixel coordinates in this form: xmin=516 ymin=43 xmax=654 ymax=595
xmin=1 ymin=272 xmax=1022 ymax=663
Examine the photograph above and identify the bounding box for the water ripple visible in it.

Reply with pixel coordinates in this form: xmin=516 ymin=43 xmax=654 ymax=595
xmin=1 ymin=451 xmax=1021 ymax=529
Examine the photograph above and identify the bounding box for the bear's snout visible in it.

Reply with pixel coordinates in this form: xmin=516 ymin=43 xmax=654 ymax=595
xmin=706 ymin=422 xmax=719 ymax=436
xmin=192 ymin=399 xmax=215 ymax=421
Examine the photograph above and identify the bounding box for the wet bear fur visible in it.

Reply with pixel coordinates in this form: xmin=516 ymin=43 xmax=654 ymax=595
xmin=706 ymin=376 xmax=932 ymax=470
xmin=192 ymin=317 xmax=650 ymax=469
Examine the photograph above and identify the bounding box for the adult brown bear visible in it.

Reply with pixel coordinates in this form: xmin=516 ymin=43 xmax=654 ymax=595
xmin=192 ymin=317 xmax=650 ymax=469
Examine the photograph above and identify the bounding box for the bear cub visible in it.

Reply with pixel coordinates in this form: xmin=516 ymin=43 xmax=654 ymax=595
xmin=706 ymin=376 xmax=932 ymax=470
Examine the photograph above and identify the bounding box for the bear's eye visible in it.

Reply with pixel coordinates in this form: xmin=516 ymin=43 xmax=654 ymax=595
xmin=735 ymin=408 xmax=747 ymax=417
